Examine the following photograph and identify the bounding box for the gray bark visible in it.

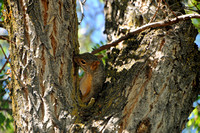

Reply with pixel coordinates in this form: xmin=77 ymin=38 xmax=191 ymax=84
xmin=102 ymin=0 xmax=200 ymax=132
xmin=4 ymin=0 xmax=78 ymax=132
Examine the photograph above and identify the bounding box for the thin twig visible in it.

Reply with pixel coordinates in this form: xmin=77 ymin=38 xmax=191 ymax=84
xmin=149 ymin=0 xmax=161 ymax=23
xmin=0 ymin=44 xmax=26 ymax=88
xmin=191 ymin=0 xmax=200 ymax=11
xmin=0 ymin=21 xmax=5 ymax=28
xmin=0 ymin=36 xmax=16 ymax=45
xmin=0 ymin=36 xmax=15 ymax=73
xmin=0 ymin=55 xmax=10 ymax=73
xmin=0 ymin=107 xmax=12 ymax=112
xmin=91 ymin=14 xmax=200 ymax=54
xmin=163 ymin=0 xmax=177 ymax=18
xmin=0 ymin=44 xmax=8 ymax=60
xmin=78 ymin=0 xmax=86 ymax=24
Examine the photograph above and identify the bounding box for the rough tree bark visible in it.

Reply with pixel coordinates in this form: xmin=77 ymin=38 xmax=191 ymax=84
xmin=3 ymin=0 xmax=200 ymax=133
xmin=4 ymin=0 xmax=79 ymax=132
xmin=103 ymin=0 xmax=200 ymax=132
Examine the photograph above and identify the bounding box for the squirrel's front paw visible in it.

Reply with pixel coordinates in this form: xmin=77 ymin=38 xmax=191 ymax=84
xmin=88 ymin=98 xmax=95 ymax=105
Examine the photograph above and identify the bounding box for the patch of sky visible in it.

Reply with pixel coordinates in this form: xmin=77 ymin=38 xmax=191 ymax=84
xmin=78 ymin=0 xmax=106 ymax=44
xmin=195 ymin=33 xmax=200 ymax=48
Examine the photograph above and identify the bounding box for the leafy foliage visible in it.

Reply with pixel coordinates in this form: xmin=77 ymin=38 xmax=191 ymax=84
xmin=0 ymin=72 xmax=13 ymax=132
xmin=0 ymin=0 xmax=4 ymax=21
xmin=184 ymin=0 xmax=200 ymax=32
xmin=183 ymin=96 xmax=200 ymax=133
xmin=0 ymin=1 xmax=14 ymax=132
xmin=182 ymin=0 xmax=200 ymax=131
xmin=92 ymin=41 xmax=107 ymax=64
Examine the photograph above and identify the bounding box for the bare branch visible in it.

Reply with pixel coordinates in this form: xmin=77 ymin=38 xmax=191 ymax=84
xmin=0 ymin=44 xmax=26 ymax=88
xmin=163 ymin=0 xmax=177 ymax=18
xmin=149 ymin=0 xmax=161 ymax=23
xmin=0 ymin=36 xmax=16 ymax=73
xmin=0 ymin=21 xmax=5 ymax=28
xmin=0 ymin=44 xmax=8 ymax=59
xmin=0 ymin=36 xmax=16 ymax=45
xmin=91 ymin=14 xmax=200 ymax=54
xmin=0 ymin=107 xmax=12 ymax=112
xmin=78 ymin=0 xmax=86 ymax=24
xmin=0 ymin=55 xmax=10 ymax=73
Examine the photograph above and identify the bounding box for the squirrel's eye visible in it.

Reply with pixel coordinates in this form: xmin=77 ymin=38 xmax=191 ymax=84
xmin=81 ymin=60 xmax=86 ymax=65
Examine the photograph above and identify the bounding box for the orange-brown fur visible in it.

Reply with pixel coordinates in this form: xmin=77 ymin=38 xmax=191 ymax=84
xmin=74 ymin=53 xmax=105 ymax=103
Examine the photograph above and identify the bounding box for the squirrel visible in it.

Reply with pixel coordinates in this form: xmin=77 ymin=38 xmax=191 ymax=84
xmin=74 ymin=53 xmax=105 ymax=103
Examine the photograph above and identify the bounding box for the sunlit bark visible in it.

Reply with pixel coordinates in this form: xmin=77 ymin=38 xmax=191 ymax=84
xmin=4 ymin=0 xmax=78 ymax=132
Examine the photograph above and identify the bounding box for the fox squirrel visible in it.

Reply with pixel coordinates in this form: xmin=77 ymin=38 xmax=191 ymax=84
xmin=74 ymin=53 xmax=105 ymax=103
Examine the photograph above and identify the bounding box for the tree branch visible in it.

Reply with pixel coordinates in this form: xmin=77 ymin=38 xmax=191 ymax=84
xmin=0 ymin=36 xmax=15 ymax=45
xmin=0 ymin=21 xmax=5 ymax=28
xmin=0 ymin=44 xmax=26 ymax=88
xmin=0 ymin=55 xmax=10 ymax=73
xmin=0 ymin=36 xmax=16 ymax=73
xmin=0 ymin=107 xmax=12 ymax=112
xmin=91 ymin=14 xmax=200 ymax=54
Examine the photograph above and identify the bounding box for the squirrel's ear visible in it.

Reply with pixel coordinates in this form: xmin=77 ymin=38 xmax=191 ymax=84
xmin=97 ymin=54 xmax=103 ymax=59
xmin=91 ymin=61 xmax=100 ymax=70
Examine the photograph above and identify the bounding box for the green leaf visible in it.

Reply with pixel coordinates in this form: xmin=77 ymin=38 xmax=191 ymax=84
xmin=2 ymin=101 xmax=9 ymax=109
xmin=5 ymin=119 xmax=11 ymax=129
xmin=0 ymin=113 xmax=6 ymax=125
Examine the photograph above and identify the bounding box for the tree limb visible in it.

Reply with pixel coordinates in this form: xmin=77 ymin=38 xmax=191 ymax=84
xmin=91 ymin=14 xmax=200 ymax=54
xmin=0 ymin=107 xmax=12 ymax=112
xmin=0 ymin=36 xmax=15 ymax=45
xmin=0 ymin=55 xmax=10 ymax=73
xmin=0 ymin=36 xmax=16 ymax=73
xmin=0 ymin=44 xmax=26 ymax=88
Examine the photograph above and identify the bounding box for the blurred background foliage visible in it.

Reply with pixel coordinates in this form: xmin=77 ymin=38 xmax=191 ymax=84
xmin=0 ymin=0 xmax=14 ymax=132
xmin=184 ymin=0 xmax=200 ymax=32
xmin=183 ymin=0 xmax=200 ymax=132
xmin=0 ymin=0 xmax=200 ymax=132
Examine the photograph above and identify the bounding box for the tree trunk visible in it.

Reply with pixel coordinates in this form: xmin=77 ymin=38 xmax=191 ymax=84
xmin=4 ymin=0 xmax=79 ymax=132
xmin=3 ymin=0 xmax=200 ymax=133
xmin=103 ymin=0 xmax=200 ymax=132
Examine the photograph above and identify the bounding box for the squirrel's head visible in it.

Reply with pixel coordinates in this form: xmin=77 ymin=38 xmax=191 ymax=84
xmin=74 ymin=53 xmax=103 ymax=73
